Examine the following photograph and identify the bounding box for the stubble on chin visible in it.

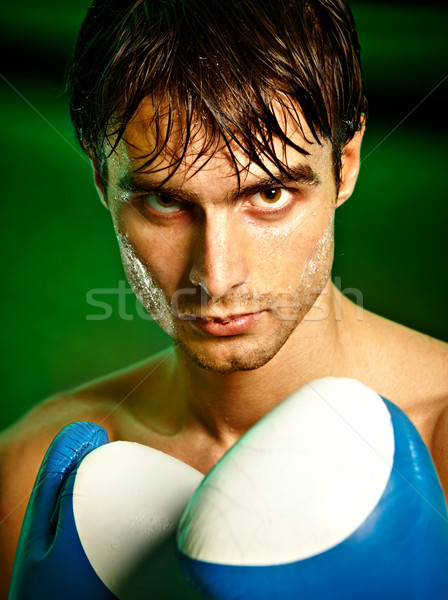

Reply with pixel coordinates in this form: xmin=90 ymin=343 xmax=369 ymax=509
xmin=175 ymin=308 xmax=312 ymax=376
xmin=171 ymin=308 xmax=303 ymax=374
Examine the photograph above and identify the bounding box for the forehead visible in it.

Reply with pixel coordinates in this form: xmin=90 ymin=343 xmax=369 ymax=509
xmin=106 ymin=96 xmax=333 ymax=186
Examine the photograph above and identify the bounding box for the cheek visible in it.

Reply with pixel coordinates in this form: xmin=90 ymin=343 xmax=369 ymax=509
xmin=116 ymin=233 xmax=177 ymax=337
xmin=301 ymin=217 xmax=335 ymax=288
xmin=251 ymin=205 xmax=335 ymax=287
xmin=112 ymin=205 xmax=190 ymax=297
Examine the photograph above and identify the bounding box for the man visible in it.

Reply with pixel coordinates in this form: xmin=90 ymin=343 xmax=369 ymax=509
xmin=1 ymin=0 xmax=447 ymax=595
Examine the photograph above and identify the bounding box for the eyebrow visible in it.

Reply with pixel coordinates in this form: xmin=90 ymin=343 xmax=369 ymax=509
xmin=118 ymin=163 xmax=320 ymax=204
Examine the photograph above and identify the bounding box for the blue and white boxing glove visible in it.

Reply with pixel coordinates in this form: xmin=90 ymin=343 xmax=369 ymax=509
xmin=8 ymin=421 xmax=110 ymax=599
xmin=177 ymin=377 xmax=448 ymax=600
xmin=9 ymin=421 xmax=204 ymax=600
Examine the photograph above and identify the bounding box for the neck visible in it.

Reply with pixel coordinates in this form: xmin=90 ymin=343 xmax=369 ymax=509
xmin=173 ymin=281 xmax=352 ymax=444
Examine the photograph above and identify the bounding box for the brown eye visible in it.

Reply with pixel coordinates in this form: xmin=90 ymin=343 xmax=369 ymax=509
xmin=144 ymin=193 xmax=183 ymax=213
xmin=260 ymin=188 xmax=282 ymax=203
xmin=250 ymin=187 xmax=292 ymax=209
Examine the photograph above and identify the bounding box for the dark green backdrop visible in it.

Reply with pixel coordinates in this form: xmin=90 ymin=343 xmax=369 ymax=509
xmin=1 ymin=1 xmax=447 ymax=430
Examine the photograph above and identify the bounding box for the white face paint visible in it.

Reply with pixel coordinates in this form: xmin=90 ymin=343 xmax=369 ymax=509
xmin=300 ymin=210 xmax=335 ymax=290
xmin=116 ymin=232 xmax=177 ymax=338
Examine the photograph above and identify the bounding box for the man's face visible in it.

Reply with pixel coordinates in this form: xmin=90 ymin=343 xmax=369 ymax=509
xmin=100 ymin=100 xmax=357 ymax=373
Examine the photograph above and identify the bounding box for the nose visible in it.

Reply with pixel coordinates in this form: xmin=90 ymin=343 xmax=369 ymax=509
xmin=189 ymin=210 xmax=250 ymax=300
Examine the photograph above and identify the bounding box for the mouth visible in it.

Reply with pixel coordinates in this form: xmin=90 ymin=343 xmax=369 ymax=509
xmin=199 ymin=314 xmax=246 ymax=323
xmin=177 ymin=311 xmax=264 ymax=337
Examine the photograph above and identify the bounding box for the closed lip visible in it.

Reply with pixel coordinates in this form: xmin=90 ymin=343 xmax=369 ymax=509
xmin=177 ymin=312 xmax=261 ymax=322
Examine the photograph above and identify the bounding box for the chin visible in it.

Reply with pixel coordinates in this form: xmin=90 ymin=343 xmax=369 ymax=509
xmin=182 ymin=350 xmax=274 ymax=374
xmin=174 ymin=319 xmax=299 ymax=374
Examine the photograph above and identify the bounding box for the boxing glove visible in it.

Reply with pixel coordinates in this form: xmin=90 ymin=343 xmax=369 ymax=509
xmin=9 ymin=421 xmax=204 ymax=600
xmin=177 ymin=377 xmax=448 ymax=599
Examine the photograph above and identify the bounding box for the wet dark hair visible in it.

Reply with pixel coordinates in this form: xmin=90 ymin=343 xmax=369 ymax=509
xmin=67 ymin=0 xmax=367 ymax=190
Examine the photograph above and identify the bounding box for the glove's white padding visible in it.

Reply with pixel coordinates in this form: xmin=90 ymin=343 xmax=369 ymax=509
xmin=72 ymin=442 xmax=204 ymax=599
xmin=177 ymin=377 xmax=448 ymax=599
xmin=179 ymin=378 xmax=394 ymax=564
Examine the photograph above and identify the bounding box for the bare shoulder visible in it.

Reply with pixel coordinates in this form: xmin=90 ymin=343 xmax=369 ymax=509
xmin=0 ymin=348 xmax=174 ymax=594
xmin=350 ymin=308 xmax=448 ymax=494
xmin=0 ymin=389 xmax=117 ymax=593
xmin=0 ymin=346 xmax=176 ymax=509
xmin=350 ymin=307 xmax=448 ymax=405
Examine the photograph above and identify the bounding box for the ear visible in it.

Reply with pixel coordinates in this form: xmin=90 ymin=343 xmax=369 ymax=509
xmin=91 ymin=159 xmax=109 ymax=210
xmin=336 ymin=120 xmax=365 ymax=207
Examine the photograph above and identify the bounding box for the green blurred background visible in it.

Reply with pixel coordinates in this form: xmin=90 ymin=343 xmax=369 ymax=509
xmin=0 ymin=1 xmax=447 ymax=430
